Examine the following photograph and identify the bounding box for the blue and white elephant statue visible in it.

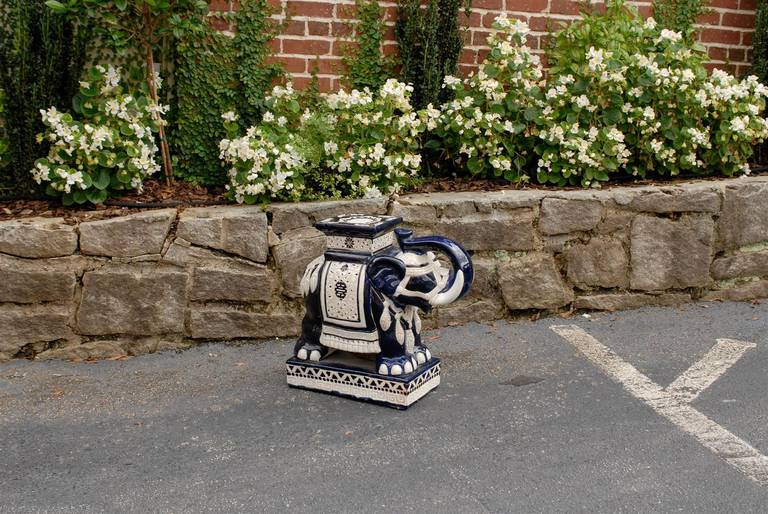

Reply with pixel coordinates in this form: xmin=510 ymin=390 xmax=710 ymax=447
xmin=293 ymin=214 xmax=473 ymax=376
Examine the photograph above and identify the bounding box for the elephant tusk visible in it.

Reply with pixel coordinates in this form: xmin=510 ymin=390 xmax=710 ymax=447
xmin=430 ymin=270 xmax=465 ymax=306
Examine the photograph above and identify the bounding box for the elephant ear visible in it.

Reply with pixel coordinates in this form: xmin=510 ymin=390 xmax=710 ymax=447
xmin=367 ymin=255 xmax=406 ymax=298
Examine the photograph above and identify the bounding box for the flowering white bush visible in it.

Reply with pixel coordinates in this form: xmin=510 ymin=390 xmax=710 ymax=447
xmin=32 ymin=66 xmax=165 ymax=204
xmin=220 ymin=79 xmax=426 ymax=203
xmin=536 ymin=0 xmax=768 ymax=186
xmin=428 ymin=14 xmax=544 ymax=182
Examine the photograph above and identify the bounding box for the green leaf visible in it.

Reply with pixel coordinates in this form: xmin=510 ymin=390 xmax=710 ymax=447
xmin=115 ymin=0 xmax=128 ymax=10
xmin=93 ymin=169 xmax=111 ymax=190
xmin=44 ymin=0 xmax=66 ymax=12
xmin=86 ymin=189 xmax=108 ymax=204
xmin=524 ymin=107 xmax=540 ymax=122
xmin=73 ymin=190 xmax=88 ymax=204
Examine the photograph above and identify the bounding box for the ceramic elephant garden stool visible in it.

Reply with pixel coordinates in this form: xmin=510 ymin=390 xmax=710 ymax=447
xmin=285 ymin=213 xmax=473 ymax=409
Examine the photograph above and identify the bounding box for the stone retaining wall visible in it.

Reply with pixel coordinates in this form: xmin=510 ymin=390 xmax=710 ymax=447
xmin=2 ymin=176 xmax=768 ymax=360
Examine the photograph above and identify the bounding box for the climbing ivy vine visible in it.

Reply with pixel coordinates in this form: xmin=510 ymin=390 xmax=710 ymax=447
xmin=342 ymin=0 xmax=392 ymax=92
xmin=652 ymin=0 xmax=709 ymax=40
xmin=173 ymin=0 xmax=283 ymax=185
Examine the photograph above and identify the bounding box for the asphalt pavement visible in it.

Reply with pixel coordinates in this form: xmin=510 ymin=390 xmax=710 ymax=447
xmin=1 ymin=300 xmax=767 ymax=513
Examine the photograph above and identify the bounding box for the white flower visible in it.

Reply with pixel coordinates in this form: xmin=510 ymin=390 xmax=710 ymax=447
xmin=324 ymin=141 xmax=338 ymax=155
xmin=221 ymin=111 xmax=238 ymax=122
xmin=644 ymin=17 xmax=657 ymax=30
xmin=277 ymin=116 xmax=287 ymax=127
xmin=658 ymin=29 xmax=683 ymax=43
xmin=587 ymin=47 xmax=611 ymax=72
xmin=263 ymin=112 xmax=275 ymax=123
xmin=575 ymin=95 xmax=591 ymax=108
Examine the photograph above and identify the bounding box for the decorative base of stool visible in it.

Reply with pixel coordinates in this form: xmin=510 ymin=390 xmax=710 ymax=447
xmin=286 ymin=352 xmax=441 ymax=409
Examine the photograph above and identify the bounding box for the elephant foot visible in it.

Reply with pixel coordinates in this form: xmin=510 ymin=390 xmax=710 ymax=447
xmin=413 ymin=345 xmax=432 ymax=365
xmin=377 ymin=354 xmax=419 ymax=376
xmin=296 ymin=343 xmax=331 ymax=362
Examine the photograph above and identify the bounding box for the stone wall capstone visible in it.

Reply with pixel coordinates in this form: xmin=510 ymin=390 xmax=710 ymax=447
xmin=2 ymin=175 xmax=768 ymax=360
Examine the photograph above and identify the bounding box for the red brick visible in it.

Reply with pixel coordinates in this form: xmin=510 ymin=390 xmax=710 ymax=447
xmin=287 ymin=1 xmax=333 ymax=18
xmin=708 ymin=46 xmax=728 ymax=61
xmin=276 ymin=56 xmax=308 ymax=73
xmin=706 ymin=62 xmax=736 ymax=74
xmin=722 ymin=13 xmax=755 ymax=29
xmin=735 ymin=64 xmax=751 ymax=77
xmin=697 ymin=12 xmax=720 ymax=26
xmin=384 ymin=25 xmax=396 ymax=40
xmin=292 ymin=75 xmax=333 ymax=91
xmin=728 ymin=47 xmax=746 ymax=62
xmin=526 ymin=33 xmax=537 ymax=49
xmin=508 ymin=0 xmax=549 ymax=11
xmin=308 ymin=21 xmax=330 ymax=35
xmin=210 ymin=17 xmax=230 ymax=30
xmin=700 ymin=28 xmax=742 ymax=44
xmin=382 ymin=42 xmax=399 ymax=56
xmin=282 ymin=38 xmax=331 ymax=55
xmin=636 ymin=4 xmax=652 ymax=17
xmin=337 ymin=4 xmax=357 ymax=19
xmin=332 ymin=40 xmax=356 ymax=56
xmin=743 ymin=31 xmax=753 ymax=45
xmin=332 ymin=22 xmax=352 ymax=37
xmin=708 ymin=0 xmax=739 ymax=7
xmin=474 ymin=0 xmax=503 ymax=9
xmin=383 ymin=7 xmax=397 ymax=22
xmin=284 ymin=20 xmax=306 ymax=35
xmin=459 ymin=11 xmax=482 ymax=26
xmin=269 ymin=38 xmax=281 ymax=53
xmin=740 ymin=0 xmax=757 ymax=9
xmin=550 ymin=0 xmax=582 ymax=15
xmin=477 ymin=48 xmax=490 ymax=62
xmin=209 ymin=0 xmax=231 ymax=11
xmin=473 ymin=30 xmax=493 ymax=46
xmin=315 ymin=57 xmax=344 ymax=74
xmin=461 ymin=48 xmax=477 ymax=64
xmin=458 ymin=64 xmax=474 ymax=77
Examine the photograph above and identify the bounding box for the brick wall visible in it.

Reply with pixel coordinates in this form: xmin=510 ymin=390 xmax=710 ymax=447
xmin=209 ymin=0 xmax=757 ymax=91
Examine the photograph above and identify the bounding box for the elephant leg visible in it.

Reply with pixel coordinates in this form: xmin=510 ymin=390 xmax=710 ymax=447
xmin=375 ymin=313 xmax=417 ymax=376
xmin=294 ymin=292 xmax=331 ymax=362
xmin=411 ymin=325 xmax=432 ymax=366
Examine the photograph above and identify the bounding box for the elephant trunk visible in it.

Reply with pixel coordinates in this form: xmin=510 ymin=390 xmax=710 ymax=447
xmin=396 ymin=229 xmax=473 ymax=306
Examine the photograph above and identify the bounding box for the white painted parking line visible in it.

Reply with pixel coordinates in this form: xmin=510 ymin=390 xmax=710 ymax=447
xmin=551 ymin=325 xmax=768 ymax=486
xmin=666 ymin=338 xmax=757 ymax=403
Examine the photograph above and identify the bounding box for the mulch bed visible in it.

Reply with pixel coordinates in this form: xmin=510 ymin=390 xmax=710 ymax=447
xmin=2 ymin=167 xmax=767 ymax=221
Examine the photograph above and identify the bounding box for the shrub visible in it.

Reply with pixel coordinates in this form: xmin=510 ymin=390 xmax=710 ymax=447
xmin=220 ymin=79 xmax=425 ymax=203
xmin=32 ymin=66 xmax=166 ymax=205
xmin=652 ymin=0 xmax=708 ymax=40
xmin=427 ymin=14 xmax=544 ymax=182
xmin=0 ymin=0 xmax=90 ymax=198
xmin=396 ymin=0 xmax=469 ymax=109
xmin=538 ymin=0 xmax=768 ymax=186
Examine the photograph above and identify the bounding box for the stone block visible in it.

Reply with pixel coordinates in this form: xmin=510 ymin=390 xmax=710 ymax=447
xmin=188 ymin=307 xmax=300 ymax=339
xmin=269 ymin=197 xmax=388 ymax=234
xmin=628 ymin=187 xmax=720 ymax=213
xmin=566 ymin=237 xmax=629 ymax=289
xmin=498 ymin=252 xmax=574 ymax=310
xmin=77 ymin=265 xmax=188 ymax=335
xmin=0 ymin=304 xmax=74 ymax=355
xmin=630 ymin=215 xmax=714 ymax=290
xmin=388 ymin=202 xmax=439 ymax=225
xmin=191 ymin=264 xmax=276 ymax=303
xmin=434 ymin=209 xmax=536 ymax=251
xmin=539 ymin=198 xmax=603 ymax=235
xmin=702 ymin=280 xmax=768 ymax=302
xmin=272 ymin=226 xmax=326 ymax=298
xmin=574 ymin=292 xmax=691 ymax=311
xmin=0 ymin=217 xmax=77 ymax=258
xmin=36 ymin=341 xmax=127 ymax=361
xmin=717 ymin=180 xmax=768 ymax=250
xmin=711 ymin=250 xmax=768 ymax=280
xmin=80 ymin=209 xmax=175 ymax=257
xmin=177 ymin=206 xmax=268 ymax=263
xmin=0 ymin=255 xmax=78 ymax=303
xmin=434 ymin=256 xmax=505 ymax=324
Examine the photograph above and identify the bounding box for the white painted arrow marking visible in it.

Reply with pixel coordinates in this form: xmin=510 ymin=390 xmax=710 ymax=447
xmin=665 ymin=338 xmax=757 ymax=403
xmin=551 ymin=325 xmax=768 ymax=486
